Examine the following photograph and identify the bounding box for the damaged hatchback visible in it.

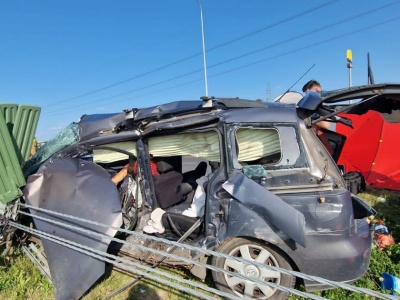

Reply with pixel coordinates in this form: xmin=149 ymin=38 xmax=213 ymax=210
xmin=3 ymin=83 xmax=400 ymax=300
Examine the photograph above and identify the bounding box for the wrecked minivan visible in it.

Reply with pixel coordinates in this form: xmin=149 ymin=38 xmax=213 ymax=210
xmin=4 ymin=83 xmax=400 ymax=299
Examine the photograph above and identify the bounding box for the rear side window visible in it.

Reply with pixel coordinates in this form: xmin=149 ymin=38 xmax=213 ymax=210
xmin=236 ymin=128 xmax=281 ymax=166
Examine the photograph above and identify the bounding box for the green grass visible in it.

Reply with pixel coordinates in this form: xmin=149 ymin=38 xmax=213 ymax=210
xmin=0 ymin=252 xmax=213 ymax=299
xmin=359 ymin=188 xmax=400 ymax=239
xmin=81 ymin=266 xmax=213 ymax=300
xmin=0 ymin=249 xmax=53 ymax=300
xmin=0 ymin=246 xmax=216 ymax=300
xmin=1 ymin=187 xmax=399 ymax=299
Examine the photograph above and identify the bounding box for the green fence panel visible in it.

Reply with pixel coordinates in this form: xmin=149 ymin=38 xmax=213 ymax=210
xmin=0 ymin=103 xmax=18 ymax=133
xmin=0 ymin=111 xmax=24 ymax=204
xmin=0 ymin=103 xmax=41 ymax=204
xmin=12 ymin=105 xmax=41 ymax=162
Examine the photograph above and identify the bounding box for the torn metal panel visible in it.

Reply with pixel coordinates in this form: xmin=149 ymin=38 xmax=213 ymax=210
xmin=79 ymin=112 xmax=128 ymax=141
xmin=222 ymin=170 xmax=307 ymax=248
xmin=225 ymin=199 xmax=292 ymax=247
xmin=141 ymin=114 xmax=219 ymax=135
xmin=133 ymin=101 xmax=204 ymax=121
xmin=23 ymin=158 xmax=122 ymax=300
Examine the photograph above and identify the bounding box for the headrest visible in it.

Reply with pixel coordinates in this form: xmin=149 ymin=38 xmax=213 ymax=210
xmin=156 ymin=160 xmax=174 ymax=173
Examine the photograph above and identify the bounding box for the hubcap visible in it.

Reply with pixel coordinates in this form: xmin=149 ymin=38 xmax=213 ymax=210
xmin=223 ymin=244 xmax=281 ymax=299
xmin=244 ymin=264 xmax=260 ymax=278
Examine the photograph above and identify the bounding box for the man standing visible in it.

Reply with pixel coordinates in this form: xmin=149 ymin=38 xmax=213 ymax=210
xmin=302 ymin=80 xmax=334 ymax=155
xmin=302 ymin=80 xmax=322 ymax=94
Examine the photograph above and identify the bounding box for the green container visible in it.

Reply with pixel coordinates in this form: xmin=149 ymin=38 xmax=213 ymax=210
xmin=0 ymin=103 xmax=41 ymax=204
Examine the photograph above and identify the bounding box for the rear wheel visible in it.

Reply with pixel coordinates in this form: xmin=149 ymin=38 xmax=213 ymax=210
xmin=212 ymin=238 xmax=295 ymax=300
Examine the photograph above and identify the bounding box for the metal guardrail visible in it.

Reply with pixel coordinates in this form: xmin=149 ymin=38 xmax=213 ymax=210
xmin=11 ymin=203 xmax=397 ymax=300
xmin=12 ymin=212 xmax=323 ymax=300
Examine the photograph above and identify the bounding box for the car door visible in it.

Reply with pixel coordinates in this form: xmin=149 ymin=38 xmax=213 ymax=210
xmin=221 ymin=124 xmax=307 ymax=248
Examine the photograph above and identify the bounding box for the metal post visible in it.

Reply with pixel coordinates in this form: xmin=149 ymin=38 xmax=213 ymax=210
xmin=196 ymin=0 xmax=209 ymax=97
xmin=349 ymin=68 xmax=352 ymax=87
xmin=347 ymin=49 xmax=353 ymax=88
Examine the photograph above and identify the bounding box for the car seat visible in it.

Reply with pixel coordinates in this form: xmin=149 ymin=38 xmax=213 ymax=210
xmin=182 ymin=161 xmax=208 ymax=190
xmin=153 ymin=160 xmax=184 ymax=209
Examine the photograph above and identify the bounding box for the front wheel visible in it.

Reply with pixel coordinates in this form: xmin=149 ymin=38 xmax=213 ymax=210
xmin=211 ymin=238 xmax=295 ymax=300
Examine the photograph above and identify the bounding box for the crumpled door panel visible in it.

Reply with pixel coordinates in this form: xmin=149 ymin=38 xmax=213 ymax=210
xmin=23 ymin=158 xmax=122 ymax=300
xmin=222 ymin=170 xmax=307 ymax=248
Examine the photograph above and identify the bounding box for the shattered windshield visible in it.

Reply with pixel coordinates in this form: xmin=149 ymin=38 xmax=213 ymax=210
xmin=22 ymin=122 xmax=80 ymax=176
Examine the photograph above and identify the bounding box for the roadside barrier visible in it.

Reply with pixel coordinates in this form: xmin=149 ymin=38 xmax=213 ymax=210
xmin=10 ymin=203 xmax=397 ymax=300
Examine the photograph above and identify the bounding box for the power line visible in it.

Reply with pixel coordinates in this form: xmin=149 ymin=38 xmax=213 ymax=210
xmin=206 ymin=0 xmax=340 ymax=53
xmin=42 ymin=3 xmax=400 ymax=117
xmin=44 ymin=13 xmax=400 ymax=120
xmin=204 ymin=1 xmax=400 ymax=69
xmin=44 ymin=0 xmax=340 ymax=108
xmin=43 ymin=15 xmax=400 ymax=118
xmin=205 ymin=16 xmax=400 ymax=81
xmin=108 ymin=16 xmax=400 ymax=106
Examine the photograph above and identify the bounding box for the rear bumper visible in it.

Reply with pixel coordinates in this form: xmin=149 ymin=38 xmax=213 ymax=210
xmin=297 ymin=219 xmax=373 ymax=291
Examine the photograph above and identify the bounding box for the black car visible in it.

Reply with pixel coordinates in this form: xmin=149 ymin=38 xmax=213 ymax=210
xmin=3 ymin=83 xmax=400 ymax=300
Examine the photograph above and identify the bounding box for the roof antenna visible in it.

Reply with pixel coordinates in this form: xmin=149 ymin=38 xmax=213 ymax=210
xmin=275 ymin=64 xmax=315 ymax=103
xmin=368 ymin=52 xmax=375 ymax=85
xmin=196 ymin=0 xmax=212 ymax=108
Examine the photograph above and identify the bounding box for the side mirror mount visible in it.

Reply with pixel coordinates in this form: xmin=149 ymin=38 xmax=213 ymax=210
xmin=297 ymin=91 xmax=323 ymax=110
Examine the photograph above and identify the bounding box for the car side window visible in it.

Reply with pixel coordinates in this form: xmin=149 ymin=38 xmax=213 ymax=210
xmin=232 ymin=126 xmax=301 ymax=170
xmin=145 ymin=131 xmax=221 ymax=210
xmin=235 ymin=128 xmax=282 ymax=167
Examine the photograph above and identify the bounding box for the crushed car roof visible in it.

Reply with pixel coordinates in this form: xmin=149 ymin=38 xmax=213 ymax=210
xmin=79 ymin=98 xmax=296 ymax=142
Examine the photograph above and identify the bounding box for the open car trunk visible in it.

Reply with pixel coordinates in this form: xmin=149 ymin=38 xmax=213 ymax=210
xmin=297 ymin=83 xmax=400 ymax=124
xmin=320 ymin=84 xmax=400 ymax=190
xmin=297 ymin=83 xmax=400 ymax=178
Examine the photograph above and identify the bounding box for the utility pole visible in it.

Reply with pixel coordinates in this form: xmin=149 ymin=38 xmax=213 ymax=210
xmin=196 ymin=0 xmax=209 ymax=98
xmin=266 ymin=82 xmax=271 ymax=102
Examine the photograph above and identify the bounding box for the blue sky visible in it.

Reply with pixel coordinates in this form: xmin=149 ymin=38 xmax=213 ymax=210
xmin=1 ymin=0 xmax=399 ymax=141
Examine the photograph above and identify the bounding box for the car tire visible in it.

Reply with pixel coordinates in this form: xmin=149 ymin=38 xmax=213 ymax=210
xmin=211 ymin=238 xmax=295 ymax=300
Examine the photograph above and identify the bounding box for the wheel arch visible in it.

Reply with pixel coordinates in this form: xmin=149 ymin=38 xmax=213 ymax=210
xmin=211 ymin=235 xmax=298 ymax=300
xmin=222 ymin=200 xmax=304 ymax=284
xmin=234 ymin=235 xmax=304 ymax=289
